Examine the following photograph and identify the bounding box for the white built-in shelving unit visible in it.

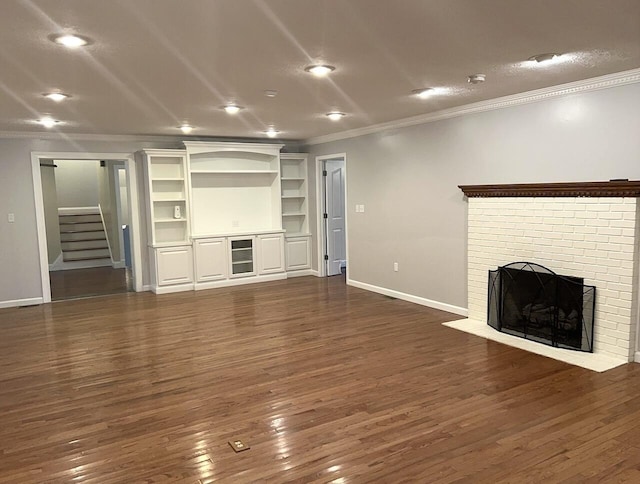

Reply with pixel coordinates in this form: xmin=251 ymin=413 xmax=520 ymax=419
xmin=140 ymin=143 xmax=309 ymax=293
xmin=280 ymin=153 xmax=312 ymax=273
xmin=138 ymin=149 xmax=194 ymax=292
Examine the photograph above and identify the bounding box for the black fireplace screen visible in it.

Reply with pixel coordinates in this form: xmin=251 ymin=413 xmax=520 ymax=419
xmin=487 ymin=262 xmax=596 ymax=352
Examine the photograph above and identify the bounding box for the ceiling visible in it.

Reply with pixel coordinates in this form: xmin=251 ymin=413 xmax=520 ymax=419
xmin=1 ymin=0 xmax=639 ymax=141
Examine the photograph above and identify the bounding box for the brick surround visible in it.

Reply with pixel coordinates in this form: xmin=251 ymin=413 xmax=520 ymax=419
xmin=467 ymin=197 xmax=640 ymax=361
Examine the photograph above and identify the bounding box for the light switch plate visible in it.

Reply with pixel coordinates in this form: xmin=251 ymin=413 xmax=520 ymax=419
xmin=8 ymin=213 xmax=15 ymax=223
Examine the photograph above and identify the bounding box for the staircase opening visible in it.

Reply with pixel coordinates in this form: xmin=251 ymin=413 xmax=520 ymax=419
xmin=41 ymin=159 xmax=133 ymax=301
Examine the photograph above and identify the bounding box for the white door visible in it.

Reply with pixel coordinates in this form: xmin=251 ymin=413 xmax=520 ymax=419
xmin=324 ymin=159 xmax=346 ymax=276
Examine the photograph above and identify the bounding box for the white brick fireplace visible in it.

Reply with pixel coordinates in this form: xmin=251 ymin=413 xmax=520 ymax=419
xmin=448 ymin=181 xmax=640 ymax=371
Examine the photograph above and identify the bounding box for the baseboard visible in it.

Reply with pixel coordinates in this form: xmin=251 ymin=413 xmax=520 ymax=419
xmin=151 ymin=283 xmax=195 ymax=295
xmin=50 ymin=259 xmax=113 ymax=271
xmin=112 ymin=260 xmax=126 ymax=269
xmin=347 ymin=279 xmax=468 ymax=317
xmin=48 ymin=252 xmax=63 ymax=271
xmin=635 ymin=351 xmax=640 ymax=363
xmin=286 ymin=269 xmax=315 ymax=278
xmin=142 ymin=285 xmax=152 ymax=292
xmin=0 ymin=297 xmax=44 ymax=309
xmin=194 ymin=273 xmax=287 ymax=291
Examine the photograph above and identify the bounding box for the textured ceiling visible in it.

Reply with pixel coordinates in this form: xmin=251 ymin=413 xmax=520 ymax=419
xmin=1 ymin=0 xmax=639 ymax=140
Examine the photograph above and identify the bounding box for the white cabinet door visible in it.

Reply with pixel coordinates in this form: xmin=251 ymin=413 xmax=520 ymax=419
xmin=257 ymin=234 xmax=285 ymax=275
xmin=285 ymin=236 xmax=311 ymax=271
xmin=194 ymin=238 xmax=227 ymax=282
xmin=156 ymin=246 xmax=193 ymax=286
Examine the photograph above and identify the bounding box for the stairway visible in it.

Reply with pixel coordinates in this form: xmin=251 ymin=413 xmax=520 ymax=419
xmin=59 ymin=212 xmax=112 ymax=264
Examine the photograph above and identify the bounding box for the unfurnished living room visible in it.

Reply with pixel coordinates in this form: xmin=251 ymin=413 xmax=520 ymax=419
xmin=1 ymin=1 xmax=639 ymax=482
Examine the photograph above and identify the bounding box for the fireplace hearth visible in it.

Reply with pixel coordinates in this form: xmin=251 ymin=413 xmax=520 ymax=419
xmin=487 ymin=262 xmax=596 ymax=352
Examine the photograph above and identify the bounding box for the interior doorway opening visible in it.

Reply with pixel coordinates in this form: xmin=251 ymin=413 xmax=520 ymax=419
xmin=32 ymin=152 xmax=143 ymax=303
xmin=315 ymin=154 xmax=348 ymax=278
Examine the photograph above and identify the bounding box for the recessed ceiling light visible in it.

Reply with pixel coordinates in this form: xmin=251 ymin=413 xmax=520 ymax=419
xmin=49 ymin=34 xmax=92 ymax=48
xmin=264 ymin=90 xmax=278 ymax=98
xmin=222 ymin=104 xmax=243 ymax=114
xmin=264 ymin=127 xmax=280 ymax=138
xmin=529 ymin=53 xmax=561 ymax=63
xmin=179 ymin=124 xmax=194 ymax=134
xmin=467 ymin=74 xmax=486 ymax=84
xmin=43 ymin=92 xmax=70 ymax=102
xmin=305 ymin=64 xmax=335 ymax=77
xmin=326 ymin=112 xmax=346 ymax=121
xmin=36 ymin=116 xmax=60 ymax=128
xmin=412 ymin=88 xmax=435 ymax=99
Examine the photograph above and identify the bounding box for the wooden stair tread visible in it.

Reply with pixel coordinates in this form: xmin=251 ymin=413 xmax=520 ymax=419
xmin=59 ymin=229 xmax=105 ymax=234
xmin=61 ymin=237 xmax=108 ymax=243
xmin=59 ymin=221 xmax=102 ymax=225
xmin=63 ymin=255 xmax=111 ymax=262
xmin=62 ymin=246 xmax=109 ymax=252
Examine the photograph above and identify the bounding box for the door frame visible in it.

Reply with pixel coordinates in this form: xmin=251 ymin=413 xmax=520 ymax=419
xmin=314 ymin=153 xmax=348 ymax=278
xmin=30 ymin=151 xmax=143 ymax=302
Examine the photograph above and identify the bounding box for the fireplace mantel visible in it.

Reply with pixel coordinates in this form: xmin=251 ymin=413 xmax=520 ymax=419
xmin=458 ymin=180 xmax=640 ymax=198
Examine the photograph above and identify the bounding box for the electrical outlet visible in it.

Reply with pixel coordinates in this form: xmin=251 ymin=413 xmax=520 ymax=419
xmin=393 ymin=262 xmax=399 ymax=272
xmin=361 ymin=204 xmax=365 ymax=213
xmin=228 ymin=439 xmax=250 ymax=452
xmin=7 ymin=213 xmax=15 ymax=223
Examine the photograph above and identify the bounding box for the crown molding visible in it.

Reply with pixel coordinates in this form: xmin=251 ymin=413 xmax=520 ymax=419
xmin=305 ymin=68 xmax=640 ymax=146
xmin=0 ymin=130 xmax=302 ymax=145
xmin=459 ymin=180 xmax=640 ymax=198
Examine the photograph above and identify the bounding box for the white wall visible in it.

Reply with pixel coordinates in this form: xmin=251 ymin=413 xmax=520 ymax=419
xmin=55 ymin=159 xmax=100 ymax=208
xmin=306 ymin=82 xmax=640 ymax=313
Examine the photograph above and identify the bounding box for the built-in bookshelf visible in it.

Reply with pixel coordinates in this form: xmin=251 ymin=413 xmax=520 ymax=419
xmin=141 ymin=151 xmax=190 ymax=245
xmin=280 ymin=153 xmax=309 ymax=236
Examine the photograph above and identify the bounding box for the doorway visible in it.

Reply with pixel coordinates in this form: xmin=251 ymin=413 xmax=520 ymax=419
xmin=316 ymin=154 xmax=348 ymax=277
xmin=31 ymin=152 xmax=143 ymax=303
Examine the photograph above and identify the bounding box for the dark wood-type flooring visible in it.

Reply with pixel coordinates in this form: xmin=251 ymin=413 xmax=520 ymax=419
xmin=1 ymin=276 xmax=640 ymax=483
xmin=50 ymin=266 xmax=132 ymax=301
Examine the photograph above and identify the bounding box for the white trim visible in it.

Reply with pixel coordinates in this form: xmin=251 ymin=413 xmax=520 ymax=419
xmin=315 ymin=153 xmax=348 ymax=278
xmin=194 ymin=273 xmax=287 ymax=291
xmin=31 ymin=153 xmax=51 ymax=303
xmin=151 ymin=283 xmax=195 ymax=295
xmin=0 ymin=297 xmax=44 ymax=309
xmin=305 ymin=68 xmax=640 ymax=146
xmin=114 ymin=165 xmax=126 ymax=270
xmin=142 ymin=284 xmax=152 ymax=292
xmin=50 ymin=259 xmax=113 ymax=271
xmin=58 ymin=206 xmax=99 ymax=215
xmin=635 ymin=352 xmax=640 ymax=364
xmin=348 ymin=278 xmax=468 ymax=317
xmin=286 ymin=269 xmax=315 ymax=278
xmin=31 ymin=151 xmax=144 ymax=303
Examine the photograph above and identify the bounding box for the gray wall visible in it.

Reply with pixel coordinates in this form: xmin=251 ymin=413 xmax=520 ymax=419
xmin=55 ymin=160 xmax=100 ymax=208
xmin=306 ymin=83 xmax=640 ymax=311
xmin=40 ymin=164 xmax=61 ymax=264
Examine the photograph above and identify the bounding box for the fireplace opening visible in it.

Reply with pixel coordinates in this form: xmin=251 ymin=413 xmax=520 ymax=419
xmin=487 ymin=262 xmax=596 ymax=352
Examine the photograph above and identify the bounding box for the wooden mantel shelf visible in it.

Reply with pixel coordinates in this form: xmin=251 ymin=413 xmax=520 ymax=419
xmin=458 ymin=180 xmax=640 ymax=198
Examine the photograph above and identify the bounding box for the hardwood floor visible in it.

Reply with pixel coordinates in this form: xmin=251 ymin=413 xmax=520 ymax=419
xmin=49 ymin=266 xmax=132 ymax=301
xmin=1 ymin=276 xmax=639 ymax=483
